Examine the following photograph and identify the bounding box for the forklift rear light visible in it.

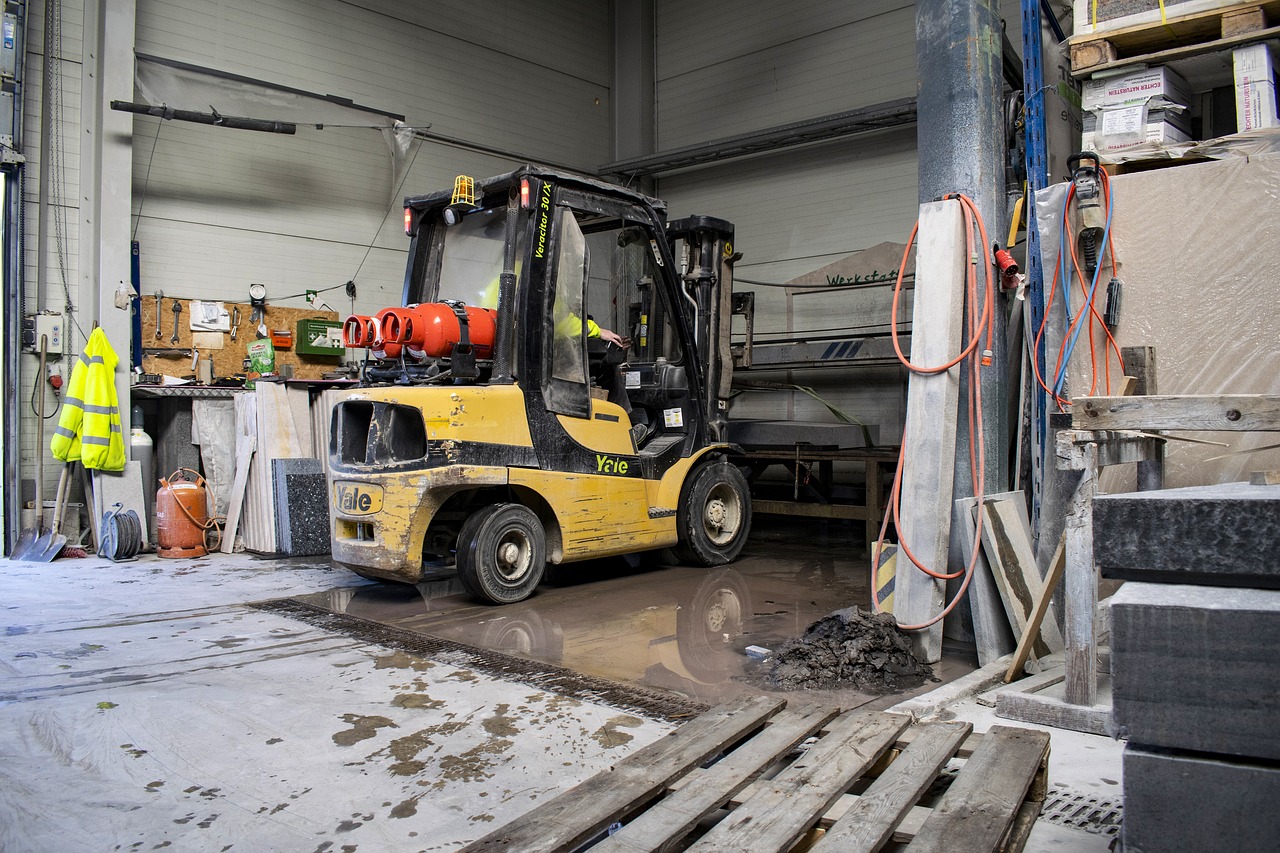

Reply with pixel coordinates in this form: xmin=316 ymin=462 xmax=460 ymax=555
xmin=404 ymin=207 xmax=412 ymax=235
xmin=520 ymin=178 xmax=531 ymax=209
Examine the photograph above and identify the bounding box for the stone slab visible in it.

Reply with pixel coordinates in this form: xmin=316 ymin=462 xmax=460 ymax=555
xmin=1093 ymin=482 xmax=1280 ymax=588
xmin=1111 ymin=582 xmax=1280 ymax=760
xmin=1123 ymin=745 xmax=1280 ymax=853
xmin=272 ymin=458 xmax=330 ymax=557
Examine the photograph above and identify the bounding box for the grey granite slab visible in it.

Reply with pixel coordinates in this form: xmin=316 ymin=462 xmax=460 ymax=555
xmin=272 ymin=458 xmax=330 ymax=557
xmin=1093 ymin=482 xmax=1280 ymax=587
xmin=1111 ymin=582 xmax=1280 ymax=760
xmin=1123 ymin=745 xmax=1280 ymax=853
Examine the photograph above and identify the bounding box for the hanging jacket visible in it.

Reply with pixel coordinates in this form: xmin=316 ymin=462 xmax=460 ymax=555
xmin=51 ymin=328 xmax=126 ymax=471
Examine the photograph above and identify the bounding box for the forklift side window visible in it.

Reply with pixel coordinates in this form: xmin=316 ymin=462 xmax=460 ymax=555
xmin=548 ymin=208 xmax=590 ymax=391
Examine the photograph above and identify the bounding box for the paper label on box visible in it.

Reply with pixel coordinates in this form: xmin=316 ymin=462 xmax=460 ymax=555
xmin=624 ymin=371 xmax=641 ymax=389
xmin=1100 ymin=104 xmax=1147 ymax=138
xmin=663 ymin=407 xmax=684 ymax=428
xmin=324 ymin=328 xmax=344 ymax=347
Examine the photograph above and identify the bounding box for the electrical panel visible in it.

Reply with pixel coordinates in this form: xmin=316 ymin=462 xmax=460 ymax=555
xmin=0 ymin=13 xmax=15 ymax=80
xmin=22 ymin=313 xmax=64 ymax=355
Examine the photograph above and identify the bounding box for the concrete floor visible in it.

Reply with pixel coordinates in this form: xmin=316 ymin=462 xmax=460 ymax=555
xmin=0 ymin=519 xmax=1121 ymax=851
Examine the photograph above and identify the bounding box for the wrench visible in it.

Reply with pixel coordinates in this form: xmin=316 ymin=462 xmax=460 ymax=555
xmin=170 ymin=301 xmax=182 ymax=344
xmin=154 ymin=291 xmax=164 ymax=339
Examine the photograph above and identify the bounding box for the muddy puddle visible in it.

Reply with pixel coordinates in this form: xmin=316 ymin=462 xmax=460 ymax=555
xmin=291 ymin=518 xmax=972 ymax=706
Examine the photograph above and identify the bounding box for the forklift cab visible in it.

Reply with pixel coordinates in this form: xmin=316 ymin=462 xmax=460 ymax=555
xmin=402 ymin=168 xmax=727 ymax=461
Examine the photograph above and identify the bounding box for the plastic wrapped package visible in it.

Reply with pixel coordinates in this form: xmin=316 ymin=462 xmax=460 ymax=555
xmin=1034 ymin=151 xmax=1280 ymax=488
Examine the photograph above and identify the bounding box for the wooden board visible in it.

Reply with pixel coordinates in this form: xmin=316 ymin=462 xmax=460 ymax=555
xmin=904 ymin=725 xmax=1050 ymax=852
xmin=811 ymin=721 xmax=972 ymax=853
xmin=597 ymin=704 xmax=840 ymax=853
xmin=1073 ymin=394 xmax=1280 ymax=432
xmin=687 ymin=711 xmax=910 ymax=852
xmin=139 ymin=296 xmax=342 ymax=382
xmin=896 ymin=200 xmax=966 ymax=663
xmin=462 ymin=695 xmax=785 ymax=853
xmin=979 ymin=495 xmax=1065 ymax=660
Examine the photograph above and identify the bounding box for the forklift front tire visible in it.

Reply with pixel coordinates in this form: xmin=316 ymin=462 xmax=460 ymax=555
xmin=456 ymin=503 xmax=547 ymax=604
xmin=675 ymin=461 xmax=752 ymax=567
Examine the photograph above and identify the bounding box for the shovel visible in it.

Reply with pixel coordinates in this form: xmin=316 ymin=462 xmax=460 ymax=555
xmin=27 ymin=464 xmax=70 ymax=562
xmin=11 ymin=338 xmax=49 ymax=560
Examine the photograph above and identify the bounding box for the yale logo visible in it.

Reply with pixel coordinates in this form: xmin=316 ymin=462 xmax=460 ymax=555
xmin=596 ymin=454 xmax=629 ymax=475
xmin=333 ymin=481 xmax=384 ymax=515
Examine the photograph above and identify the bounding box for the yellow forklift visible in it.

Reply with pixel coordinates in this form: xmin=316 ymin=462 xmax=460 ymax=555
xmin=327 ymin=166 xmax=750 ymax=603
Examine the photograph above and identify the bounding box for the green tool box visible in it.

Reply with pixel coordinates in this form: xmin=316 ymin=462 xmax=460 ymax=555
xmin=296 ymin=319 xmax=345 ymax=356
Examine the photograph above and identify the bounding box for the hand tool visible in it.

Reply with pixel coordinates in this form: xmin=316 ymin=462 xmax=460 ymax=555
xmin=154 ymin=291 xmax=164 ymax=339
xmin=170 ymin=301 xmax=182 ymax=344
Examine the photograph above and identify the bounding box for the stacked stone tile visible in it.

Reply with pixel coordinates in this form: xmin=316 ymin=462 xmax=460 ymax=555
xmin=1095 ymin=482 xmax=1280 ymax=852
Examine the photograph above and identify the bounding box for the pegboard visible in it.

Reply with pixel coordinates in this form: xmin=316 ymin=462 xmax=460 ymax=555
xmin=138 ymin=297 xmax=342 ymax=382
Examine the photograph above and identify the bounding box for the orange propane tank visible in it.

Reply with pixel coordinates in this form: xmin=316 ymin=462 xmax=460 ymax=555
xmin=156 ymin=469 xmax=210 ymax=558
xmin=342 ymin=314 xmax=379 ymax=348
xmin=371 ymin=307 xmax=406 ymax=359
xmin=406 ymin=303 xmax=497 ymax=359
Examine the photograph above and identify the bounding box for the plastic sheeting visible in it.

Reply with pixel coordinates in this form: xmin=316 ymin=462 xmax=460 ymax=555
xmin=1034 ymin=151 xmax=1280 ymax=488
xmin=134 ymin=56 xmax=415 ymax=200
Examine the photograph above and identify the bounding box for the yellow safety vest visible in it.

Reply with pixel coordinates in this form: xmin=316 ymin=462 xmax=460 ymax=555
xmin=51 ymin=327 xmax=126 ymax=471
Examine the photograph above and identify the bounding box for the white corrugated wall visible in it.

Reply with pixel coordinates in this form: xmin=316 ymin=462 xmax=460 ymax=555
xmin=131 ymin=0 xmax=613 ymax=315
xmin=654 ymin=0 xmax=920 ymax=438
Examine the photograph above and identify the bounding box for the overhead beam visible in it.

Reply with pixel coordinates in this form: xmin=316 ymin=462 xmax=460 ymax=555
xmin=599 ymin=98 xmax=917 ymax=177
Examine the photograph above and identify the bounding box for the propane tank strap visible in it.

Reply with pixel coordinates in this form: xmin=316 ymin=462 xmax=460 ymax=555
xmin=441 ymin=300 xmax=473 ymax=352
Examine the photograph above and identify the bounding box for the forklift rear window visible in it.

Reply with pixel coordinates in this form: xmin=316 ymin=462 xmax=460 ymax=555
xmin=436 ymin=207 xmax=509 ymax=309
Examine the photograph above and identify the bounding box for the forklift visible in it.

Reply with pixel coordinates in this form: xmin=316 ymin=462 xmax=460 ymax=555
xmin=327 ymin=166 xmax=751 ymax=603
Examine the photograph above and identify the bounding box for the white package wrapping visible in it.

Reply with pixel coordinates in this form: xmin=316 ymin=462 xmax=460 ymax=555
xmin=1034 ymin=151 xmax=1280 ymax=488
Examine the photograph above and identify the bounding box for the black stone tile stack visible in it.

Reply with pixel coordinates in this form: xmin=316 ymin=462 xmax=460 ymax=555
xmin=1094 ymin=482 xmax=1280 ymax=852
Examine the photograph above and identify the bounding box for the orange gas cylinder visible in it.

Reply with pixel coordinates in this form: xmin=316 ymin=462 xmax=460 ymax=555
xmin=156 ymin=469 xmax=210 ymax=558
xmin=406 ymin=303 xmax=497 ymax=359
xmin=371 ymin=307 xmax=407 ymax=360
xmin=342 ymin=314 xmax=379 ymax=348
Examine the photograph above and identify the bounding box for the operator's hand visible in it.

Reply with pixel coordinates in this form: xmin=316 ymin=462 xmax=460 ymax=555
xmin=599 ymin=328 xmax=631 ymax=349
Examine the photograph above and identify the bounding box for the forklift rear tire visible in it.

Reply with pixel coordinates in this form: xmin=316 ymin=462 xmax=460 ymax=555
xmin=456 ymin=503 xmax=547 ymax=604
xmin=675 ymin=461 xmax=752 ymax=566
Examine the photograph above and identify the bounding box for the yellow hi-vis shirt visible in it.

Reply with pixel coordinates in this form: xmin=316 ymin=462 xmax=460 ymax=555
xmin=51 ymin=327 xmax=126 ymax=471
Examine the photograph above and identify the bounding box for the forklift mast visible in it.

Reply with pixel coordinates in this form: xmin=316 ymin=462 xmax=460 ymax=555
xmin=667 ymin=215 xmax=736 ymax=442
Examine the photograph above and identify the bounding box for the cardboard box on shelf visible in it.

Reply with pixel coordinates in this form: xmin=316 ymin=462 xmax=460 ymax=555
xmin=1234 ymin=44 xmax=1279 ymax=131
xmin=1082 ymin=65 xmax=1192 ymax=111
xmin=1083 ymin=105 xmax=1191 ymax=136
xmin=1081 ymin=121 xmax=1193 ymax=161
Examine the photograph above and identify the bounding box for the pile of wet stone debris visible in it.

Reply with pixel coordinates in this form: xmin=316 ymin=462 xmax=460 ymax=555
xmin=764 ymin=606 xmax=937 ymax=692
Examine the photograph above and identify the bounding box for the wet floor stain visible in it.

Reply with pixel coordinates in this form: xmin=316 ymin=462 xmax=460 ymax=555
xmin=372 ymin=651 xmax=434 ymax=672
xmin=438 ymin=737 xmax=513 ymax=782
xmin=389 ymin=794 xmax=421 ymax=819
xmin=481 ymin=704 xmax=520 ymax=738
xmin=332 ymin=714 xmax=399 ymax=746
xmin=391 ymin=692 xmax=445 ymax=711
xmin=590 ymin=715 xmax=644 ymax=749
xmin=384 ymin=721 xmax=468 ymax=776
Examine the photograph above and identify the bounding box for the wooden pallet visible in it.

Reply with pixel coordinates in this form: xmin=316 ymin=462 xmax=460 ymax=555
xmin=1070 ymin=1 xmax=1280 ymax=75
xmin=462 ymin=695 xmax=1051 ymax=853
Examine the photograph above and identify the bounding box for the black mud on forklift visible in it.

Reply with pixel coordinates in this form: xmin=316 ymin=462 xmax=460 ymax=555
xmin=326 ymin=165 xmax=752 ymax=603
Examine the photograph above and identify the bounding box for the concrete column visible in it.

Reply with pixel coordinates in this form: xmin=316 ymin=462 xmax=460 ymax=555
xmin=916 ymin=6 xmax=1009 ymax=477
xmin=79 ymin=0 xmax=136 ymax=444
